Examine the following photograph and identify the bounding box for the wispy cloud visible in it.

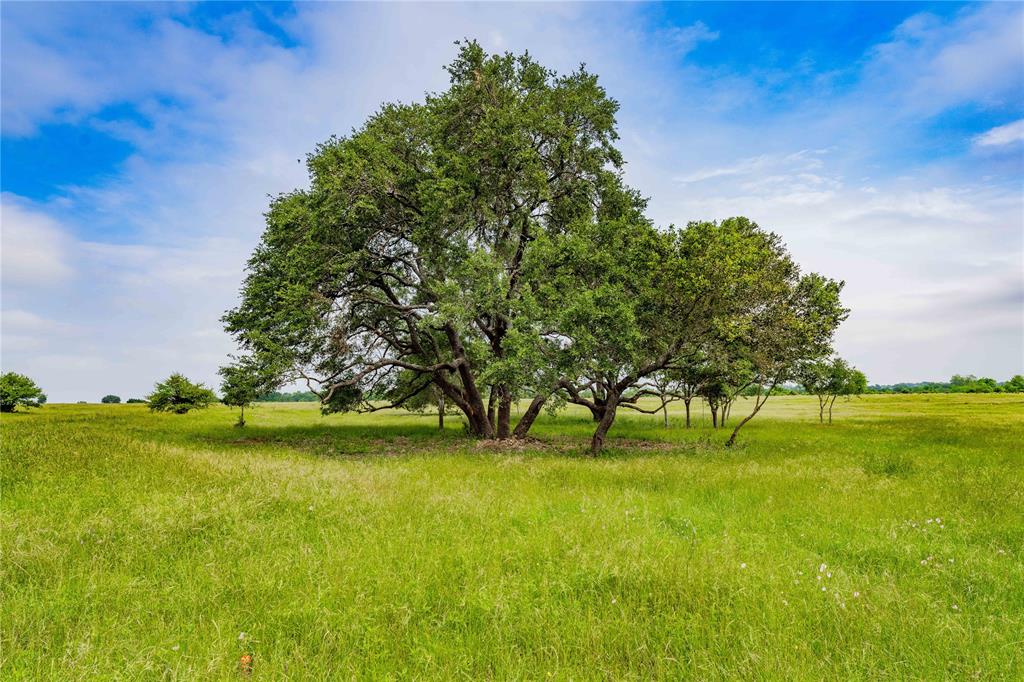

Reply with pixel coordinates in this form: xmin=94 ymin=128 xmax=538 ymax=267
xmin=974 ymin=119 xmax=1024 ymax=148
xmin=662 ymin=21 xmax=719 ymax=56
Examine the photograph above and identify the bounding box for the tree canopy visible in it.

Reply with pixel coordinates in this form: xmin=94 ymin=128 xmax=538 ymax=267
xmin=799 ymin=357 xmax=867 ymax=423
xmin=0 ymin=373 xmax=47 ymax=413
xmin=147 ymin=374 xmax=217 ymax=414
xmin=225 ymin=40 xmax=638 ymax=440
xmin=224 ymin=42 xmax=850 ymax=453
xmin=220 ymin=358 xmax=275 ymax=426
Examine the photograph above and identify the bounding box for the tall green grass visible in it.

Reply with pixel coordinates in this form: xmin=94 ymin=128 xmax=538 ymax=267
xmin=2 ymin=395 xmax=1022 ymax=679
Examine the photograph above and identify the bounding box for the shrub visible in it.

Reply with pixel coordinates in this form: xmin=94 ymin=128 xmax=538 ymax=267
xmin=146 ymin=374 xmax=217 ymax=414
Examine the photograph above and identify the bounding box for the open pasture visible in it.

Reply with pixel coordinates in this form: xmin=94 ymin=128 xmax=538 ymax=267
xmin=2 ymin=394 xmax=1022 ymax=679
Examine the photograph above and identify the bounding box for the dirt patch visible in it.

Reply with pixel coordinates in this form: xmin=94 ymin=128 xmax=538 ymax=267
xmin=473 ymin=437 xmax=547 ymax=451
xmin=229 ymin=438 xmax=268 ymax=445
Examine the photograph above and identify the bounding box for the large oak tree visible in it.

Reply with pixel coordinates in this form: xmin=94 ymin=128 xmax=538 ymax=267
xmin=224 ymin=42 xmax=642 ymax=438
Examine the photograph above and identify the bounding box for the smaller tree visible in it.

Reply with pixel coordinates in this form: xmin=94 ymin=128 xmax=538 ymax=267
xmin=147 ymin=373 xmax=216 ymax=414
xmin=838 ymin=368 xmax=868 ymax=421
xmin=219 ymin=360 xmax=269 ymax=427
xmin=0 ymin=372 xmax=47 ymax=412
xmin=126 ymin=398 xmax=147 ymax=404
xmin=799 ymin=357 xmax=866 ymax=424
xmin=101 ymin=394 xmax=121 ymax=404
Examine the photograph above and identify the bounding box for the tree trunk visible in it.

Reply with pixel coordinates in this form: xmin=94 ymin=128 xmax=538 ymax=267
xmin=237 ymin=404 xmax=246 ymax=427
xmin=662 ymin=400 xmax=669 ymax=428
xmin=438 ymin=394 xmax=445 ymax=431
xmin=486 ymin=388 xmax=497 ymax=430
xmin=443 ymin=325 xmax=493 ymax=438
xmin=818 ymin=396 xmax=825 ymax=423
xmin=496 ymin=386 xmax=512 ymax=439
xmin=513 ymin=393 xmax=547 ymax=439
xmin=684 ymin=398 xmax=691 ymax=428
xmin=589 ymin=392 xmax=620 ymax=455
xmin=828 ymin=396 xmax=836 ymax=424
xmin=726 ymin=384 xmax=777 ymax=446
xmin=710 ymin=405 xmax=718 ymax=428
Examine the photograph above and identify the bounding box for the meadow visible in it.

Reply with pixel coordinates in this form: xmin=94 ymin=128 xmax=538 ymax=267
xmin=2 ymin=394 xmax=1022 ymax=680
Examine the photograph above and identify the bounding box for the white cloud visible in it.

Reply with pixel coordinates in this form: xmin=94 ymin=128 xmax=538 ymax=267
xmin=866 ymin=4 xmax=1024 ymax=114
xmin=0 ymin=194 xmax=74 ymax=284
xmin=974 ymin=119 xmax=1024 ymax=148
xmin=662 ymin=21 xmax=720 ymax=56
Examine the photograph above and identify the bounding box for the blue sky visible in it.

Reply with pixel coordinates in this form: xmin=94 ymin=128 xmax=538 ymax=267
xmin=2 ymin=2 xmax=1022 ymax=401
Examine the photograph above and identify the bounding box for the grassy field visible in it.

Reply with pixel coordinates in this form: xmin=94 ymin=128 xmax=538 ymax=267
xmin=3 ymin=394 xmax=1022 ymax=679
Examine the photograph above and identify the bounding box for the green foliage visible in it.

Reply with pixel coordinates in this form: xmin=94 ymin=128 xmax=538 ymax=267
xmin=0 ymin=372 xmax=47 ymax=412
xmin=799 ymin=357 xmax=866 ymax=423
xmin=146 ymin=373 xmax=217 ymax=414
xmin=126 ymin=398 xmax=147 ymax=404
xmin=542 ymin=215 xmax=848 ymax=449
xmin=101 ymin=394 xmax=121 ymax=404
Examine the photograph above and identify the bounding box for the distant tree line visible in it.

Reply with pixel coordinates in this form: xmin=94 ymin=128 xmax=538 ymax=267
xmin=868 ymin=375 xmax=1024 ymax=394
xmin=256 ymin=390 xmax=320 ymax=402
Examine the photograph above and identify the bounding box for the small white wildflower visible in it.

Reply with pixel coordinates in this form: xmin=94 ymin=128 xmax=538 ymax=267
xmin=935 ymin=518 xmax=941 ymax=524
xmin=172 ymin=644 xmax=180 ymax=651
xmin=740 ymin=563 xmax=747 ymax=569
xmin=308 ymin=505 xmax=314 ymax=511
xmin=853 ymin=591 xmax=860 ymax=598
xmin=238 ymin=632 xmax=247 ymax=641
xmin=951 ymin=604 xmax=959 ymax=611
xmin=816 ymin=575 xmax=822 ymax=581
xmin=840 ymin=602 xmax=846 ymax=609
xmin=926 ymin=519 xmax=933 ymax=524
xmin=819 ymin=563 xmax=827 ymax=573
xmin=797 ymin=570 xmax=803 ymax=576
xmin=948 ymin=558 xmax=954 ymax=563
xmin=611 ymin=597 xmax=617 ymax=604
xmin=826 ymin=572 xmax=832 ymax=578
xmin=782 ymin=599 xmax=789 ymax=606
xmin=821 ymin=586 xmax=827 ymax=592
xmin=920 ymin=559 xmax=927 ymax=565
xmin=940 ymin=525 xmax=945 ymax=529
